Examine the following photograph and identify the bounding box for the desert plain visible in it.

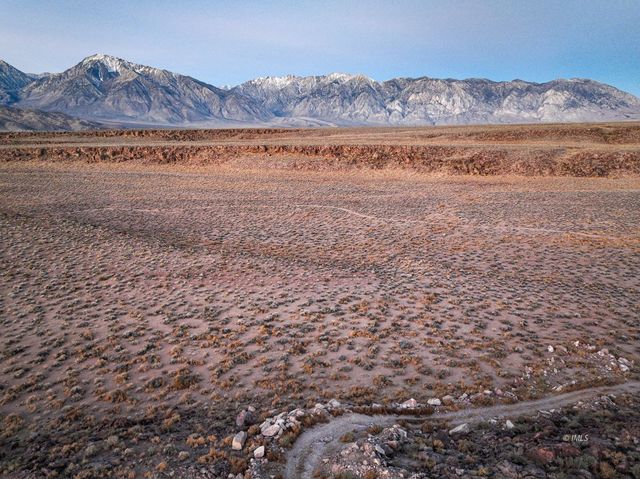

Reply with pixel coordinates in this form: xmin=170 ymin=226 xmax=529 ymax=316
xmin=0 ymin=123 xmax=639 ymax=478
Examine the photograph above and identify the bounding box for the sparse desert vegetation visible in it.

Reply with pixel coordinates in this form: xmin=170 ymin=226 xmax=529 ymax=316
xmin=0 ymin=124 xmax=639 ymax=478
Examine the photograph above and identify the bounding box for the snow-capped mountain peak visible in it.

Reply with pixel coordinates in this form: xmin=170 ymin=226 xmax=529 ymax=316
xmin=81 ymin=54 xmax=129 ymax=74
xmin=1 ymin=55 xmax=639 ymax=127
xmin=326 ymin=72 xmax=373 ymax=83
xmin=10 ymin=55 xmax=272 ymax=125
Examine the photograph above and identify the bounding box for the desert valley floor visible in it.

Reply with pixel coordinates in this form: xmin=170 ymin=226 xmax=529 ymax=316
xmin=0 ymin=124 xmax=639 ymax=478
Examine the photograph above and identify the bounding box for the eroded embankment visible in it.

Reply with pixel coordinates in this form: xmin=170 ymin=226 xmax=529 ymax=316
xmin=1 ymin=143 xmax=640 ymax=176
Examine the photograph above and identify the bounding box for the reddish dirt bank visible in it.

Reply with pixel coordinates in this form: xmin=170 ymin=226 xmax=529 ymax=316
xmin=2 ymin=123 xmax=640 ymax=176
xmin=1 ymin=144 xmax=639 ymax=176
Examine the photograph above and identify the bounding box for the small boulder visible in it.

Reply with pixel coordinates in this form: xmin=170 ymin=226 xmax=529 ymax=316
xmin=449 ymin=423 xmax=470 ymax=435
xmin=253 ymin=445 xmax=265 ymax=458
xmin=232 ymin=431 xmax=247 ymax=451
xmin=505 ymin=420 xmax=515 ymax=430
xmin=401 ymin=398 xmax=418 ymax=408
xmin=236 ymin=409 xmax=257 ymax=427
xmin=262 ymin=424 xmax=281 ymax=437
xmin=427 ymin=398 xmax=442 ymax=406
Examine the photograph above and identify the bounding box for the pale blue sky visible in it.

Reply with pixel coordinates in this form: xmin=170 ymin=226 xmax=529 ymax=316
xmin=1 ymin=0 xmax=639 ymax=95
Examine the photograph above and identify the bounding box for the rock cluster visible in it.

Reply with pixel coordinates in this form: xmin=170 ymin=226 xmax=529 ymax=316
xmin=315 ymin=392 xmax=640 ymax=479
xmin=329 ymin=424 xmax=416 ymax=478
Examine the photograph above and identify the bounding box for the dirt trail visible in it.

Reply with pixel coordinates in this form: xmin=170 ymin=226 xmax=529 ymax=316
xmin=284 ymin=381 xmax=640 ymax=479
xmin=291 ymin=203 xmax=626 ymax=240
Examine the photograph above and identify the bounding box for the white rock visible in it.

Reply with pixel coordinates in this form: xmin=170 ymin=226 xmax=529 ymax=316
xmin=262 ymin=424 xmax=281 ymax=437
xmin=427 ymin=398 xmax=442 ymax=406
xmin=547 ymin=345 xmax=554 ymax=353
xmin=449 ymin=423 xmax=470 ymax=434
xmin=253 ymin=445 xmax=265 ymax=458
xmin=401 ymin=398 xmax=418 ymax=408
xmin=259 ymin=420 xmax=272 ymax=430
xmin=505 ymin=420 xmax=515 ymax=429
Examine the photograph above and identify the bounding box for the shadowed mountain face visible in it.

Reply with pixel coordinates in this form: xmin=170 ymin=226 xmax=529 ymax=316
xmin=0 ymin=104 xmax=104 ymax=131
xmin=0 ymin=60 xmax=36 ymax=104
xmin=1 ymin=55 xmax=639 ymax=129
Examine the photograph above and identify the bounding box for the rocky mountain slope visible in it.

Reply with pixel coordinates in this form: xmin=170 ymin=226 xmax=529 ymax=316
xmin=235 ymin=74 xmax=640 ymax=125
xmin=0 ymin=105 xmax=103 ymax=131
xmin=12 ymin=55 xmax=271 ymax=125
xmin=0 ymin=59 xmax=36 ymax=104
xmin=1 ymin=55 xmax=639 ymax=129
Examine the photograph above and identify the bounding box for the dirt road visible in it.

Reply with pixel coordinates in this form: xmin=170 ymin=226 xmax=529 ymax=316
xmin=285 ymin=381 xmax=640 ymax=479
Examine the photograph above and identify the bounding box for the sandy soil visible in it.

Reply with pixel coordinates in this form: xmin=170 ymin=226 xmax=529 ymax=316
xmin=0 ymin=124 xmax=639 ymax=477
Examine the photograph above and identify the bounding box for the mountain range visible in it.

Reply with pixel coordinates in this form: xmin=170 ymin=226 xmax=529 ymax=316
xmin=1 ymin=54 xmax=639 ymax=130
